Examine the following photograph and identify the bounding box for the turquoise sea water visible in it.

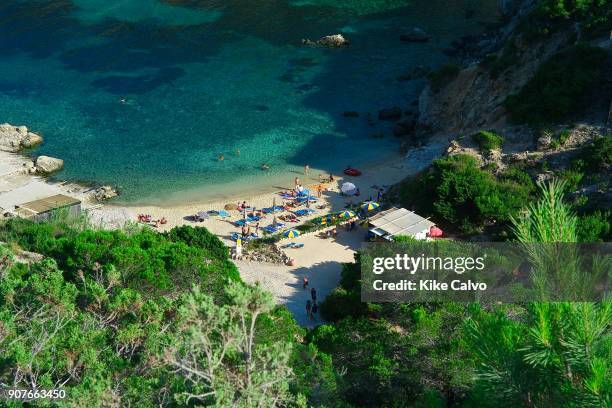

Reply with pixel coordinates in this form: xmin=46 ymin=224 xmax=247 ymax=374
xmin=0 ymin=0 xmax=497 ymax=204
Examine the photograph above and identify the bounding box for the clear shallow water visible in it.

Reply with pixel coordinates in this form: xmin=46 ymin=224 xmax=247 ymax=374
xmin=0 ymin=0 xmax=497 ymax=204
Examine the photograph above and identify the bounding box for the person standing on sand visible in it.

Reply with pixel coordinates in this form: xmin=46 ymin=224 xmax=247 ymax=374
xmin=311 ymin=287 xmax=317 ymax=302
xmin=316 ymin=184 xmax=322 ymax=198
xmin=295 ymin=177 xmax=300 ymax=187
xmin=255 ymin=222 xmax=260 ymax=235
xmin=329 ymin=173 xmax=334 ymax=182
xmin=304 ymin=164 xmax=310 ymax=175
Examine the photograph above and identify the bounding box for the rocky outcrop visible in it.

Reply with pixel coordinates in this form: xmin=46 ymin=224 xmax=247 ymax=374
xmin=92 ymin=185 xmax=118 ymax=201
xmin=35 ymin=156 xmax=64 ymax=174
xmin=400 ymin=28 xmax=430 ymax=43
xmin=0 ymin=123 xmax=43 ymax=152
xmin=417 ymin=30 xmax=570 ymax=137
xmin=302 ymin=34 xmax=350 ymax=48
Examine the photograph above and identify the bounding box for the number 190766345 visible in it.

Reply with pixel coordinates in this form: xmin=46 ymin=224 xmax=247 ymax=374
xmin=2 ymin=388 xmax=67 ymax=400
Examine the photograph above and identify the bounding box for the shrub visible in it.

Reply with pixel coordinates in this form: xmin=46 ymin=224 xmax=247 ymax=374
xmin=163 ymin=225 xmax=229 ymax=260
xmin=576 ymin=211 xmax=611 ymax=242
xmin=581 ymin=135 xmax=612 ymax=171
xmin=400 ymin=154 xmax=534 ymax=233
xmin=427 ymin=64 xmax=460 ymax=92
xmin=472 ymin=130 xmax=504 ymax=152
xmin=505 ymin=45 xmax=607 ymax=125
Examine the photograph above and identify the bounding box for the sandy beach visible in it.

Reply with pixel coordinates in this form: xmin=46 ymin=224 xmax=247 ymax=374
xmin=1 ymin=140 xmax=446 ymax=325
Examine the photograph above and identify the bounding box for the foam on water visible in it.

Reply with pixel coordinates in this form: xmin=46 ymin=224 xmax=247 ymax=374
xmin=0 ymin=0 xmax=498 ymax=204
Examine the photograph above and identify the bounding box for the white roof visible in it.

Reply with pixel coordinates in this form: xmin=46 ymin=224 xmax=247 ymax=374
xmin=369 ymin=207 xmax=434 ymax=237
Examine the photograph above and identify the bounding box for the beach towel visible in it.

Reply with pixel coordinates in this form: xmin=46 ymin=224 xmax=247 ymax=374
xmin=218 ymin=210 xmax=230 ymax=218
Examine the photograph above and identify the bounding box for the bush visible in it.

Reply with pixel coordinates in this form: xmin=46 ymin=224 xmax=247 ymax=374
xmin=427 ymin=64 xmax=460 ymax=92
xmin=505 ymin=45 xmax=607 ymax=125
xmin=400 ymin=155 xmax=534 ymax=233
xmin=163 ymin=225 xmax=229 ymax=260
xmin=472 ymin=130 xmax=504 ymax=152
xmin=576 ymin=211 xmax=611 ymax=242
xmin=0 ymin=219 xmax=239 ymax=297
xmin=581 ymin=135 xmax=612 ymax=171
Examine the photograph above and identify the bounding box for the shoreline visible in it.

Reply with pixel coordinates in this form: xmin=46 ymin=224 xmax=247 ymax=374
xmin=1 ymin=129 xmax=446 ymax=327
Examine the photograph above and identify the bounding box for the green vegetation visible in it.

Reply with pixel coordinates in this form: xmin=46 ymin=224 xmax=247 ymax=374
xmin=505 ymin=45 xmax=607 ymax=125
xmin=315 ymin=180 xmax=610 ymax=407
xmin=472 ymin=130 xmax=504 ymax=152
xmin=399 ymin=154 xmax=534 ymax=233
xmin=536 ymin=0 xmax=612 ymax=36
xmin=0 ymin=220 xmax=339 ymax=406
xmin=427 ymin=63 xmax=460 ymax=92
xmin=581 ymin=135 xmax=612 ymax=171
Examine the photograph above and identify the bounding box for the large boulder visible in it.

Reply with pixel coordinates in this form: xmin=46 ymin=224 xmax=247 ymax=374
xmin=400 ymin=28 xmax=431 ymax=43
xmin=92 ymin=185 xmax=118 ymax=201
xmin=378 ymin=106 xmax=403 ymax=121
xmin=303 ymin=34 xmax=350 ymax=48
xmin=0 ymin=123 xmax=43 ymax=152
xmin=35 ymin=156 xmax=64 ymax=174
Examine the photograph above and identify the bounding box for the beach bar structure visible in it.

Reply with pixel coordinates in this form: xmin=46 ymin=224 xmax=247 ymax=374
xmin=15 ymin=194 xmax=81 ymax=221
xmin=368 ymin=207 xmax=435 ymax=241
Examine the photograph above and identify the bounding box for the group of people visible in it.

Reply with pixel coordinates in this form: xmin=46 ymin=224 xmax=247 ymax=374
xmin=137 ymin=214 xmax=167 ymax=227
xmin=303 ymin=277 xmax=319 ymax=321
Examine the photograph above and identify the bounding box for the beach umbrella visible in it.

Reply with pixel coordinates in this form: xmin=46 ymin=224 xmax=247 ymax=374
xmin=224 ymin=203 xmax=238 ymax=210
xmin=341 ymin=182 xmax=357 ymax=195
xmin=284 ymin=229 xmax=300 ymax=238
xmin=339 ymin=210 xmax=355 ymax=218
xmin=361 ymin=201 xmax=380 ymax=211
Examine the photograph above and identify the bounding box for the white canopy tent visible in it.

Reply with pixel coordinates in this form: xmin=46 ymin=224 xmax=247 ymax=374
xmin=368 ymin=207 xmax=435 ymax=241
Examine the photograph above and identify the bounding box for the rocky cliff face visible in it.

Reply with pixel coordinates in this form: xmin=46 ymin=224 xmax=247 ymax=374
xmin=418 ymin=30 xmax=570 ymax=138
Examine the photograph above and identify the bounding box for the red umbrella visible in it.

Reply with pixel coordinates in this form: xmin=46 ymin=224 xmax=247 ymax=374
xmin=429 ymin=226 xmax=443 ymax=237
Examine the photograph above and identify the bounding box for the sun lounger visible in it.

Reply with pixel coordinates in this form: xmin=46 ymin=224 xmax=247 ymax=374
xmin=230 ymin=232 xmax=259 ymax=241
xmin=218 ymin=210 xmax=230 ymax=218
xmin=294 ymin=208 xmax=315 ymax=216
xmin=234 ymin=219 xmax=250 ymax=227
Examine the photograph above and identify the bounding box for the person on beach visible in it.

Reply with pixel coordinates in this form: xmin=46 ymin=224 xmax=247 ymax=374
xmin=329 ymin=173 xmax=334 ymax=182
xmin=241 ymin=225 xmax=247 ymax=238
xmin=304 ymin=164 xmax=310 ymax=175
xmin=294 ymin=177 xmax=300 ymax=187
xmin=306 ymin=300 xmax=312 ymax=319
xmin=316 ymin=184 xmax=322 ymax=197
xmin=311 ymin=287 xmax=317 ymax=302
xmin=255 ymin=222 xmax=260 ymax=235
xmin=318 ymin=174 xmax=323 ymax=183
xmin=312 ymin=301 xmax=318 ymax=318
xmin=303 ymin=276 xmax=309 ymax=289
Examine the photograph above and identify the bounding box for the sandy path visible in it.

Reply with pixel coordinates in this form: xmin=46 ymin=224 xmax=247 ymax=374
xmin=236 ymin=227 xmax=364 ymax=327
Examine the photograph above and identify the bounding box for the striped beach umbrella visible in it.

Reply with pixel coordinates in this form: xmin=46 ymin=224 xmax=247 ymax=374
xmin=339 ymin=210 xmax=355 ymax=219
xmin=361 ymin=201 xmax=380 ymax=211
xmin=284 ymin=229 xmax=300 ymax=238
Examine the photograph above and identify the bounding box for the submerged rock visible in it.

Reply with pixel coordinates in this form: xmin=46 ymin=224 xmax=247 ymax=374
xmin=302 ymin=34 xmax=350 ymax=48
xmin=400 ymin=28 xmax=431 ymax=43
xmin=0 ymin=123 xmax=43 ymax=152
xmin=378 ymin=106 xmax=403 ymax=121
xmin=35 ymin=156 xmax=64 ymax=174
